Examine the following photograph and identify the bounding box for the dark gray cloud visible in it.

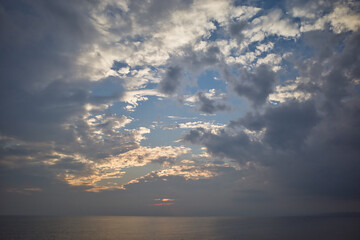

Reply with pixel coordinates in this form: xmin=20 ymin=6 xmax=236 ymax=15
xmin=234 ymin=100 xmax=319 ymax=150
xmin=158 ymin=45 xmax=223 ymax=96
xmin=194 ymin=91 xmax=230 ymax=114
xmin=184 ymin=98 xmax=360 ymax=199
xmin=222 ymin=64 xmax=277 ymax=107
xmin=0 ymin=74 xmax=125 ymax=143
xmin=176 ymin=45 xmax=222 ymax=73
xmin=183 ymin=127 xmax=260 ymax=164
xmin=158 ymin=66 xmax=183 ymax=95
xmin=0 ymin=0 xmax=109 ymax=142
xmin=0 ymin=0 xmax=141 ymax=185
xmin=229 ymin=20 xmax=248 ymax=43
xmin=262 ymin=100 xmax=319 ymax=149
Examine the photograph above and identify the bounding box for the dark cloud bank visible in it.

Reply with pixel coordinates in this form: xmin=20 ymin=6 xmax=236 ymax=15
xmin=184 ymin=32 xmax=360 ymax=201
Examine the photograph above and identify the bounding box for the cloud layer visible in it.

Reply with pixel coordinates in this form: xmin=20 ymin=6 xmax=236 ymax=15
xmin=1 ymin=0 xmax=359 ymax=216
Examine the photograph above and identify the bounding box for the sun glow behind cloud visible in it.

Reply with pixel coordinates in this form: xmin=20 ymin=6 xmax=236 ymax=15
xmin=151 ymin=198 xmax=176 ymax=206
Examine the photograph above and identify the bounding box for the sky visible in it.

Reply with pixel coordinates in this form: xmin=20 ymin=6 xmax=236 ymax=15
xmin=0 ymin=0 xmax=360 ymax=216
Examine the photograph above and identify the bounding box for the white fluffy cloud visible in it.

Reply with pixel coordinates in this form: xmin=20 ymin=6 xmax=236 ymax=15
xmin=292 ymin=1 xmax=360 ymax=33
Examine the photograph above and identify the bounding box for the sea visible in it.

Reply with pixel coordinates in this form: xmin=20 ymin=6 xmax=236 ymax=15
xmin=1 ymin=215 xmax=360 ymax=240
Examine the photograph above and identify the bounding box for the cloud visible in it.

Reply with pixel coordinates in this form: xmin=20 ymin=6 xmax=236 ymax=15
xmin=151 ymin=198 xmax=176 ymax=206
xmin=158 ymin=66 xmax=183 ymax=95
xmin=196 ymin=91 xmax=229 ymax=114
xmin=6 ymin=187 xmax=42 ymax=195
xmin=257 ymin=9 xmax=300 ymax=37
xmin=52 ymin=145 xmax=190 ymax=192
xmin=1 ymin=0 xmax=360 ymax=216
xmin=0 ymin=0 xmax=128 ymax=143
xmin=256 ymin=42 xmax=274 ymax=53
xmin=183 ymin=98 xmax=360 ymax=199
xmin=163 ymin=121 xmax=225 ymax=133
xmin=182 ymin=29 xmax=360 ymax=200
xmin=167 ymin=116 xmax=196 ymax=120
xmin=290 ymin=1 xmax=360 ymax=34
xmin=268 ymin=78 xmax=312 ymax=104
xmin=256 ymin=100 xmax=320 ymax=149
xmin=154 ymin=198 xmax=175 ymax=202
xmin=239 ymin=8 xmax=299 ymax=44
xmin=122 ymin=89 xmax=166 ymax=111
xmin=127 ymin=163 xmax=226 ymax=186
xmin=151 ymin=203 xmax=175 ymax=206
xmin=229 ymin=20 xmax=248 ymax=43
xmin=185 ymin=89 xmax=230 ymax=114
xmin=223 ymin=64 xmax=277 ymax=107
xmin=155 ymin=164 xmax=220 ymax=180
xmin=256 ymin=53 xmax=283 ymax=71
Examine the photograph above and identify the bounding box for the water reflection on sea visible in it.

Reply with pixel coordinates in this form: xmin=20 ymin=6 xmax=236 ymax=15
xmin=1 ymin=215 xmax=360 ymax=240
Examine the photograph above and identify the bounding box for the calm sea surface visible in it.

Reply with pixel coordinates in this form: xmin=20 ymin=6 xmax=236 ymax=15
xmin=1 ymin=216 xmax=360 ymax=240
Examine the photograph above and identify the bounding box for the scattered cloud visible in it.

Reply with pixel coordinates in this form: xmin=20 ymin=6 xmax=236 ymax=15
xmin=57 ymin=145 xmax=190 ymax=192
